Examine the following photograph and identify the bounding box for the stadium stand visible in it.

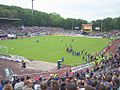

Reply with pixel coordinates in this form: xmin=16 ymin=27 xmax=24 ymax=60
xmin=0 ymin=38 xmax=119 ymax=90
xmin=0 ymin=18 xmax=120 ymax=90
xmin=0 ymin=19 xmax=64 ymax=39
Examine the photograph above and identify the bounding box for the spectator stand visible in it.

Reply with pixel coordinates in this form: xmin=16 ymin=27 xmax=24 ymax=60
xmin=0 ymin=18 xmax=20 ymax=40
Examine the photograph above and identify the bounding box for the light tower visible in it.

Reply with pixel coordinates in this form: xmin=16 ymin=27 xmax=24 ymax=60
xmin=101 ymin=20 xmax=102 ymax=31
xmin=32 ymin=0 xmax=34 ymax=26
xmin=32 ymin=0 xmax=34 ymax=16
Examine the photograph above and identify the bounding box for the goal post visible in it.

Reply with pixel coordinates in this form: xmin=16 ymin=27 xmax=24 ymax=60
xmin=0 ymin=46 xmax=8 ymax=55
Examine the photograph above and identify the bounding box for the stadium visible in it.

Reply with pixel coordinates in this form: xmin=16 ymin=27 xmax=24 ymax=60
xmin=0 ymin=1 xmax=120 ymax=90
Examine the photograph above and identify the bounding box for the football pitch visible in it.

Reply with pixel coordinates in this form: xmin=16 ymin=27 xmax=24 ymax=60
xmin=0 ymin=36 xmax=111 ymax=66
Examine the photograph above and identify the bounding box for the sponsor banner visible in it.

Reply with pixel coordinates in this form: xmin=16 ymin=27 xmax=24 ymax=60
xmin=10 ymin=55 xmax=29 ymax=62
xmin=71 ymin=62 xmax=95 ymax=72
xmin=0 ymin=55 xmax=29 ymax=62
xmin=111 ymin=36 xmax=120 ymax=39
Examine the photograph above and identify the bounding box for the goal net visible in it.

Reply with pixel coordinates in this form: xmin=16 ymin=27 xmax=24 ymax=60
xmin=0 ymin=46 xmax=8 ymax=55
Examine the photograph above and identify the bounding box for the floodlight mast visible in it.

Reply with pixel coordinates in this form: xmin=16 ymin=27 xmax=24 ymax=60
xmin=32 ymin=0 xmax=34 ymax=26
xmin=32 ymin=0 xmax=34 ymax=16
xmin=101 ymin=20 xmax=102 ymax=31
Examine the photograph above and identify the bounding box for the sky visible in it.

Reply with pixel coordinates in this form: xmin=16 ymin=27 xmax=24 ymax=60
xmin=0 ymin=0 xmax=120 ymax=21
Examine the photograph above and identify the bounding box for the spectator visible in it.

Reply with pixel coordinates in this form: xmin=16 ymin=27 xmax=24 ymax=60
xmin=0 ymin=83 xmax=2 ymax=90
xmin=22 ymin=79 xmax=33 ymax=90
xmin=98 ymin=84 xmax=106 ymax=90
xmin=33 ymin=81 xmax=40 ymax=90
xmin=85 ymin=85 xmax=95 ymax=90
xmin=3 ymin=80 xmax=13 ymax=90
xmin=40 ymin=81 xmax=48 ymax=90
xmin=14 ymin=77 xmax=25 ymax=90
xmin=51 ymin=80 xmax=60 ymax=90
xmin=65 ymin=82 xmax=77 ymax=90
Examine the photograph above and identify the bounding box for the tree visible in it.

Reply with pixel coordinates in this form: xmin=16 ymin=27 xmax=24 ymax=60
xmin=0 ymin=4 xmax=120 ymax=31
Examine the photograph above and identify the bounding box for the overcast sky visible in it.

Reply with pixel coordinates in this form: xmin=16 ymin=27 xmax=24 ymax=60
xmin=0 ymin=0 xmax=120 ymax=21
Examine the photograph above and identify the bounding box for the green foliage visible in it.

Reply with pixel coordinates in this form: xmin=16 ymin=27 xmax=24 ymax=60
xmin=0 ymin=4 xmax=120 ymax=31
xmin=0 ymin=4 xmax=87 ymax=30
xmin=92 ymin=17 xmax=120 ymax=31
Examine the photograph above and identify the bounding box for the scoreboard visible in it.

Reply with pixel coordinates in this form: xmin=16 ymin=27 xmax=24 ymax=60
xmin=82 ymin=24 xmax=92 ymax=32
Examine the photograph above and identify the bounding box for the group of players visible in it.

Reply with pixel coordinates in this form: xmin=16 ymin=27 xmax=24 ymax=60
xmin=65 ymin=44 xmax=95 ymax=63
xmin=65 ymin=43 xmax=113 ymax=65
xmin=65 ymin=44 xmax=80 ymax=56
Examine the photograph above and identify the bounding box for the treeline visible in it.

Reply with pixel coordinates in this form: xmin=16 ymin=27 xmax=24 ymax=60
xmin=0 ymin=4 xmax=87 ymax=30
xmin=0 ymin=4 xmax=120 ymax=31
xmin=92 ymin=17 xmax=120 ymax=31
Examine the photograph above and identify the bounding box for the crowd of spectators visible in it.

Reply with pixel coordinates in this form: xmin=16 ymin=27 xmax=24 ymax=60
xmin=0 ymin=23 xmax=18 ymax=35
xmin=0 ymin=22 xmax=120 ymax=90
xmin=19 ymin=26 xmax=64 ymax=35
xmin=0 ymin=23 xmax=64 ymax=37
xmin=0 ymin=22 xmax=120 ymax=41
xmin=0 ymin=39 xmax=120 ymax=90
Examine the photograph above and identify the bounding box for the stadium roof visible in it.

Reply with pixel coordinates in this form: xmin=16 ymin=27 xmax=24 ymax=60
xmin=0 ymin=18 xmax=21 ymax=22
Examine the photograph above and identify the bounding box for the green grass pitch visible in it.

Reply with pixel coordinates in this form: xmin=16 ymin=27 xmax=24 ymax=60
xmin=0 ymin=36 xmax=111 ymax=66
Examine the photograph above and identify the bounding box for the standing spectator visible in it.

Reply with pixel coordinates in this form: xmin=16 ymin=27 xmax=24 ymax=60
xmin=33 ymin=81 xmax=40 ymax=90
xmin=14 ymin=77 xmax=25 ymax=90
xmin=51 ymin=80 xmax=60 ymax=90
xmin=98 ymin=84 xmax=106 ymax=90
xmin=0 ymin=83 xmax=2 ymax=90
xmin=40 ymin=81 xmax=48 ymax=90
xmin=22 ymin=80 xmax=33 ymax=90
xmin=85 ymin=85 xmax=95 ymax=90
xmin=3 ymin=80 xmax=13 ymax=90
xmin=65 ymin=82 xmax=77 ymax=90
